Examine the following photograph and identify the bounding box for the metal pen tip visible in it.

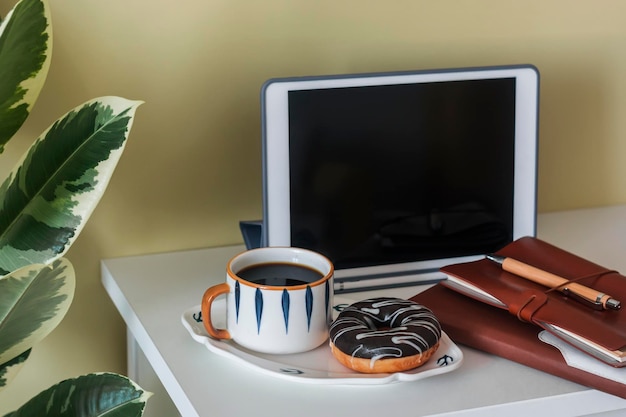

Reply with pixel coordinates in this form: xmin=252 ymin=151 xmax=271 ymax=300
xmin=606 ymin=298 xmax=621 ymax=310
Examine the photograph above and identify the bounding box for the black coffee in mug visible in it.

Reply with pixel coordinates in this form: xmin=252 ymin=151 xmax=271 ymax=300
xmin=237 ymin=262 xmax=324 ymax=287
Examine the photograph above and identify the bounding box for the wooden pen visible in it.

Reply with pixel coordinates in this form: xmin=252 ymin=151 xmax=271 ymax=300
xmin=486 ymin=254 xmax=621 ymax=311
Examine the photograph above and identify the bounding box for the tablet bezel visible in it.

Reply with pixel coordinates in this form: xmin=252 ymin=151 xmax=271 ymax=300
xmin=261 ymin=65 xmax=539 ymax=285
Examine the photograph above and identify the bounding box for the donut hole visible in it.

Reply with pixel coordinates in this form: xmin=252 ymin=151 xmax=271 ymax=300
xmin=362 ymin=316 xmax=378 ymax=330
xmin=361 ymin=314 xmax=395 ymax=332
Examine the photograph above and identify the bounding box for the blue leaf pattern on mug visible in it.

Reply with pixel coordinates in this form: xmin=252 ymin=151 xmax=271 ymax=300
xmin=281 ymin=289 xmax=290 ymax=334
xmin=325 ymin=280 xmax=330 ymax=322
xmin=305 ymin=285 xmax=313 ymax=331
xmin=235 ymin=281 xmax=241 ymax=323
xmin=255 ymin=288 xmax=263 ymax=334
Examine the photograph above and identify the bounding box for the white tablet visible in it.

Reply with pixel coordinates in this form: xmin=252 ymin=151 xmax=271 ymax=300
xmin=261 ymin=65 xmax=539 ymax=292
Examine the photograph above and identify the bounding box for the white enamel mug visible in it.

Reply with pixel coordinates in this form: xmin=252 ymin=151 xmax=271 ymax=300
xmin=201 ymin=247 xmax=334 ymax=354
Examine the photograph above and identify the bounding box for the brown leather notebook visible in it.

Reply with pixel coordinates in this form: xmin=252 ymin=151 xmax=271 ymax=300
xmin=411 ymin=284 xmax=626 ymax=399
xmin=438 ymin=236 xmax=626 ymax=367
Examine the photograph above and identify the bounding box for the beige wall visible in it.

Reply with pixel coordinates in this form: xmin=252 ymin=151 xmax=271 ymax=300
xmin=1 ymin=0 xmax=626 ymax=411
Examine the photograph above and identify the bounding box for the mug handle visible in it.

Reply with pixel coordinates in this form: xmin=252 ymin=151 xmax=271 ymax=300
xmin=201 ymin=283 xmax=231 ymax=339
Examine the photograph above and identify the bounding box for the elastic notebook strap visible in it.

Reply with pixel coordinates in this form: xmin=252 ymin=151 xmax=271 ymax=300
xmin=508 ymin=290 xmax=548 ymax=322
xmin=543 ymin=269 xmax=618 ymax=294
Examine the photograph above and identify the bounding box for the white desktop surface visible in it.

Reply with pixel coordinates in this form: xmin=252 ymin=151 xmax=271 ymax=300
xmin=101 ymin=205 xmax=626 ymax=417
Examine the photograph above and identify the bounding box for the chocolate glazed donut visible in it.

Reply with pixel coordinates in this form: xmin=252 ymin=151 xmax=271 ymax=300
xmin=329 ymin=297 xmax=442 ymax=373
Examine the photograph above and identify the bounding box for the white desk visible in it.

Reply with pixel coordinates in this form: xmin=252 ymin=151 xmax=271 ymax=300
xmin=101 ymin=205 xmax=626 ymax=417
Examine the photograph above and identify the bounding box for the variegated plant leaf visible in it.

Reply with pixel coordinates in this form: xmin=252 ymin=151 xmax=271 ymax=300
xmin=0 ymin=97 xmax=142 ymax=275
xmin=0 ymin=258 xmax=75 ymax=365
xmin=0 ymin=0 xmax=51 ymax=151
xmin=3 ymin=372 xmax=151 ymax=417
xmin=0 ymin=349 xmax=30 ymax=392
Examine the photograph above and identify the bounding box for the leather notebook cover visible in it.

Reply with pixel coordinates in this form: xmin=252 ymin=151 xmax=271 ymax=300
xmin=439 ymin=236 xmax=626 ymax=367
xmin=411 ymin=284 xmax=626 ymax=399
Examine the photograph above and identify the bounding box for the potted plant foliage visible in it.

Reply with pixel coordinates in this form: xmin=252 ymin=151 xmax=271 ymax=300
xmin=0 ymin=0 xmax=150 ymax=414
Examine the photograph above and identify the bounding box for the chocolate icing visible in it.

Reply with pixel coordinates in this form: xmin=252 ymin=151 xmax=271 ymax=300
xmin=330 ymin=297 xmax=441 ymax=362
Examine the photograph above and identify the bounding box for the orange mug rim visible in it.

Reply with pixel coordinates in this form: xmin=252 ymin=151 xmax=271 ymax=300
xmin=226 ymin=246 xmax=334 ymax=291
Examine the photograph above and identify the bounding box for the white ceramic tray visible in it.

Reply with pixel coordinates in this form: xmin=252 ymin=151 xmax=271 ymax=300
xmin=181 ymin=297 xmax=463 ymax=385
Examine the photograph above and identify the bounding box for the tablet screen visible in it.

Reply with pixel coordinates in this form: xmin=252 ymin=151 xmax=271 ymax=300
xmin=288 ymin=78 xmax=516 ymax=269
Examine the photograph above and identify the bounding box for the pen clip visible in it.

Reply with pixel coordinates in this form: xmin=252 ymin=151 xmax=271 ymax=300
xmin=560 ymin=287 xmax=604 ymax=311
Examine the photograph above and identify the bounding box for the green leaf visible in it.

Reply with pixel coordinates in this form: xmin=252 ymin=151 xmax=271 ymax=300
xmin=0 ymin=0 xmax=51 ymax=151
xmin=0 ymin=258 xmax=75 ymax=365
xmin=0 ymin=97 xmax=142 ymax=275
xmin=0 ymin=349 xmax=30 ymax=391
xmin=4 ymin=372 xmax=151 ymax=417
